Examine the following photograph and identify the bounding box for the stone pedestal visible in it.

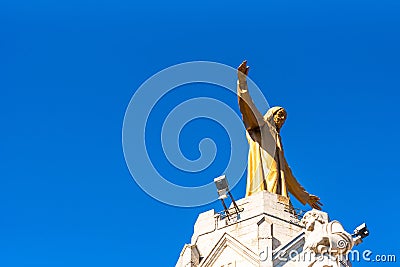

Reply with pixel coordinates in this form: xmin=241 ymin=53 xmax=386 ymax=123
xmin=175 ymin=191 xmax=306 ymax=267
xmin=176 ymin=190 xmax=359 ymax=267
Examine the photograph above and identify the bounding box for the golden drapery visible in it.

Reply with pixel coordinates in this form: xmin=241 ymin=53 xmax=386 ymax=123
xmin=237 ymin=81 xmax=310 ymax=205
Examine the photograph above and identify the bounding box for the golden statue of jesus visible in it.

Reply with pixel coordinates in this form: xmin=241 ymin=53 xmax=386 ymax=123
xmin=237 ymin=60 xmax=322 ymax=210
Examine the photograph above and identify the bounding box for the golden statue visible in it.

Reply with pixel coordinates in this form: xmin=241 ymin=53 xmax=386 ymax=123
xmin=237 ymin=60 xmax=322 ymax=210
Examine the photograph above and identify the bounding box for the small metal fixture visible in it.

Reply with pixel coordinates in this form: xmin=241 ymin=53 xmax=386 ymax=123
xmin=352 ymin=223 xmax=369 ymax=245
xmin=214 ymin=175 xmax=242 ymax=220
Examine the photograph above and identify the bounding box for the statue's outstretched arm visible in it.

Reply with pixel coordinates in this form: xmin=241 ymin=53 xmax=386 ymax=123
xmin=284 ymin=160 xmax=323 ymax=210
xmin=237 ymin=60 xmax=265 ymax=131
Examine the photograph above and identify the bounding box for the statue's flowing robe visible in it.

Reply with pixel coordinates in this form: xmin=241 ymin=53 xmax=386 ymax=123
xmin=237 ymin=80 xmax=311 ymax=205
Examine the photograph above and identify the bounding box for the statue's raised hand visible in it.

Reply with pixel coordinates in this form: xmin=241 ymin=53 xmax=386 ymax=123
xmin=237 ymin=60 xmax=250 ymax=83
xmin=308 ymin=194 xmax=323 ymax=210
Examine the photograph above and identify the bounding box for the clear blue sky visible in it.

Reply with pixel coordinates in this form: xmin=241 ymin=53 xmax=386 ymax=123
xmin=1 ymin=0 xmax=399 ymax=266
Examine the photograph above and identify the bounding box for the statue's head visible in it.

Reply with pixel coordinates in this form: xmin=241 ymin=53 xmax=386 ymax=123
xmin=301 ymin=210 xmax=329 ymax=231
xmin=264 ymin=106 xmax=287 ymax=130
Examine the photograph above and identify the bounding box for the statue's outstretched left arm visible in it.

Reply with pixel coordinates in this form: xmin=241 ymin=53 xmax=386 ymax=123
xmin=284 ymin=162 xmax=323 ymax=210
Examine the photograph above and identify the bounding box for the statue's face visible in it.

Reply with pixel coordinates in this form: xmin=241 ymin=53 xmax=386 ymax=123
xmin=273 ymin=109 xmax=287 ymax=129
